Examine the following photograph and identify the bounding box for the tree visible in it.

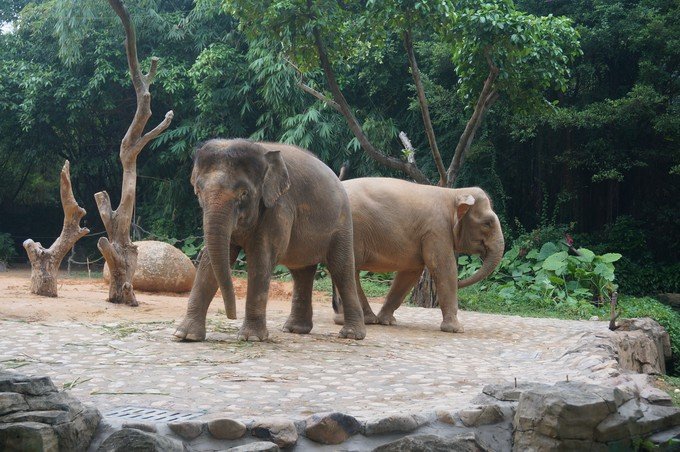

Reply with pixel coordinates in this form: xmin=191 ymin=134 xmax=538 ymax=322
xmin=224 ymin=0 xmax=580 ymax=306
xmin=94 ymin=0 xmax=173 ymax=305
xmin=22 ymin=161 xmax=89 ymax=297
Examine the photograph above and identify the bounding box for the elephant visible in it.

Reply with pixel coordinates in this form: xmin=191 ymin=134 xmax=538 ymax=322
xmin=333 ymin=177 xmax=504 ymax=333
xmin=174 ymin=139 xmax=366 ymax=342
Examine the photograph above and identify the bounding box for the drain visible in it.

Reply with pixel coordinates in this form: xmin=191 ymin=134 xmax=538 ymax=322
xmin=105 ymin=406 xmax=205 ymax=423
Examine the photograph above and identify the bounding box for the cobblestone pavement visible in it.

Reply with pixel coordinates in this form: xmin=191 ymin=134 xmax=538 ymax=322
xmin=0 ymin=292 xmax=609 ymax=421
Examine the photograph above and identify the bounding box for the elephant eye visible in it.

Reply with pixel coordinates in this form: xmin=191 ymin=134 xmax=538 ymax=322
xmin=238 ymin=189 xmax=249 ymax=201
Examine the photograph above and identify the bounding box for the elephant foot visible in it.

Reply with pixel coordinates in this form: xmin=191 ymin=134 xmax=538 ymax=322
xmin=377 ymin=312 xmax=397 ymax=326
xmin=338 ymin=322 xmax=366 ymax=340
xmin=237 ymin=320 xmax=269 ymax=342
xmin=363 ymin=311 xmax=380 ymax=325
xmin=282 ymin=316 xmax=313 ymax=334
xmin=173 ymin=317 xmax=206 ymax=342
xmin=441 ymin=319 xmax=465 ymax=333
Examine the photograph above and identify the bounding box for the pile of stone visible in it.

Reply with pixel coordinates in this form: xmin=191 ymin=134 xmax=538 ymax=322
xmin=0 ymin=371 xmax=100 ymax=451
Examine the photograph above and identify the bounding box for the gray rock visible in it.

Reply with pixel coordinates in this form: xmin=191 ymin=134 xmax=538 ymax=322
xmin=208 ymin=418 xmax=247 ymax=440
xmin=482 ymin=382 xmax=551 ymax=402
xmin=24 ymin=392 xmax=73 ymax=412
xmin=0 ymin=421 xmax=59 ymax=452
xmin=169 ymin=420 xmax=204 ymax=440
xmin=97 ymin=428 xmax=184 ymax=452
xmin=122 ymin=421 xmax=157 ymax=433
xmin=0 ymin=393 xmax=28 ymax=416
xmin=251 ymin=418 xmax=298 ymax=448
xmin=459 ymin=404 xmax=505 ymax=427
xmin=0 ymin=409 xmax=71 ymax=425
xmin=0 ymin=373 xmax=56 ymax=396
xmin=373 ymin=432 xmax=490 ymax=452
xmin=364 ymin=414 xmax=425 ymax=436
xmin=53 ymin=405 xmax=100 ymax=451
xmin=226 ymin=441 xmax=280 ymax=452
xmin=304 ymin=412 xmax=361 ymax=444
xmin=514 ymin=382 xmax=620 ymax=441
xmin=616 ymin=317 xmax=672 ymax=374
xmin=641 ymin=386 xmax=674 ymax=406
xmin=594 ymin=399 xmax=644 ymax=442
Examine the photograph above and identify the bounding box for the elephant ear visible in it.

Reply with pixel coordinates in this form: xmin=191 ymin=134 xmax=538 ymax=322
xmin=262 ymin=151 xmax=291 ymax=208
xmin=455 ymin=194 xmax=476 ymax=224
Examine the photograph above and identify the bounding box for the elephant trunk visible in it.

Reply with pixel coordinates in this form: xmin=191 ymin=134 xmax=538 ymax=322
xmin=458 ymin=234 xmax=505 ymax=288
xmin=204 ymin=206 xmax=237 ymax=319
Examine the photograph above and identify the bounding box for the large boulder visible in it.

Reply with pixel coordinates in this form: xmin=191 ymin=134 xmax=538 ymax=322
xmin=103 ymin=240 xmax=195 ymax=293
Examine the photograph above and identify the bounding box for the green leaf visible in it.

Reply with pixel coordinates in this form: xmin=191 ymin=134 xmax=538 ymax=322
xmin=599 ymin=253 xmax=622 ymax=263
xmin=576 ymin=248 xmax=595 ymax=263
xmin=542 ymin=251 xmax=568 ymax=271
xmin=537 ymin=242 xmax=559 ymax=261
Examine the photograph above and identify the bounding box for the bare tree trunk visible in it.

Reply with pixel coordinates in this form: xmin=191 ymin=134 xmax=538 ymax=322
xmin=97 ymin=0 xmax=173 ymax=306
xmin=23 ymin=161 xmax=89 ymax=297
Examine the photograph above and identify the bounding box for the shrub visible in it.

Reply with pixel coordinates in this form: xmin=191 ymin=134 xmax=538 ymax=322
xmin=0 ymin=232 xmax=16 ymax=264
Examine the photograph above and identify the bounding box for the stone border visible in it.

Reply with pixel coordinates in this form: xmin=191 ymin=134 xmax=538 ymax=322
xmin=3 ymin=317 xmax=680 ymax=451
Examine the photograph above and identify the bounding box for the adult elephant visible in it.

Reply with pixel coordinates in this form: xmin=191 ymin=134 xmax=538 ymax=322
xmin=334 ymin=177 xmax=504 ymax=333
xmin=174 ymin=139 xmax=366 ymax=342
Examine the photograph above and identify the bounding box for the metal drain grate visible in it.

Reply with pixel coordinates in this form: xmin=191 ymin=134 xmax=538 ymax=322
xmin=105 ymin=406 xmax=205 ymax=423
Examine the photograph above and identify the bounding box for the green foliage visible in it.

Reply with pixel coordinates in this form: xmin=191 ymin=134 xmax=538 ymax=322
xmin=461 ymin=239 xmax=621 ymax=311
xmin=447 ymin=0 xmax=581 ymax=111
xmin=0 ymin=232 xmax=16 ymax=263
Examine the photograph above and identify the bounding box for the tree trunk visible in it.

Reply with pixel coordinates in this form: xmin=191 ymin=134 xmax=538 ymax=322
xmin=409 ymin=267 xmax=438 ymax=308
xmin=97 ymin=0 xmax=173 ymax=306
xmin=23 ymin=160 xmax=89 ymax=297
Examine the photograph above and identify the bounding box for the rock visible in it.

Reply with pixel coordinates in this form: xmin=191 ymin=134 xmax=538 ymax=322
xmin=590 ymin=316 xmax=600 ymax=321
xmin=594 ymin=399 xmax=644 ymax=442
xmin=657 ymin=293 xmax=680 ymax=309
xmin=97 ymin=428 xmax=184 ymax=452
xmin=0 ymin=372 xmax=101 ymax=451
xmin=304 ymin=412 xmax=361 ymax=444
xmin=103 ymin=240 xmax=195 ymax=293
xmin=122 ymin=421 xmax=157 ymax=433
xmin=482 ymin=382 xmax=551 ymax=402
xmin=459 ymin=404 xmax=505 ymax=427
xmin=0 ymin=372 xmax=57 ymax=396
xmin=169 ymin=420 xmax=204 ymax=440
xmin=373 ymin=432 xmax=490 ymax=452
xmin=616 ymin=317 xmax=672 ymax=374
xmin=226 ymin=441 xmax=280 ymax=452
xmin=208 ymin=418 xmax=246 ymax=440
xmin=0 ymin=421 xmax=59 ymax=452
xmin=0 ymin=393 xmax=28 ymax=416
xmin=640 ymin=386 xmax=674 ymax=406
xmin=514 ymin=382 xmax=621 ymax=442
xmin=251 ymin=418 xmax=298 ymax=448
xmin=364 ymin=414 xmax=425 ymax=436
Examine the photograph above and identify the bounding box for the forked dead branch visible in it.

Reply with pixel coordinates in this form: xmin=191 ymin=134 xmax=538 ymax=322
xmin=96 ymin=0 xmax=173 ymax=306
xmin=23 ymin=160 xmax=89 ymax=297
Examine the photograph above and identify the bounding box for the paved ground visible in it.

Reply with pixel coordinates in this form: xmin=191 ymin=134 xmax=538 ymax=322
xmin=0 ymin=271 xmax=608 ymax=421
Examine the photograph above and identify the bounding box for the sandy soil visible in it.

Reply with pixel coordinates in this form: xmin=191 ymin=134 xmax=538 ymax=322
xmin=0 ymin=269 xmax=328 ymax=324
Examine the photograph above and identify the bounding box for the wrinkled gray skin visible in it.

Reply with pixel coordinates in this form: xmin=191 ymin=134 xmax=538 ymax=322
xmin=174 ymin=139 xmax=366 ymax=342
xmin=334 ymin=177 xmax=504 ymax=333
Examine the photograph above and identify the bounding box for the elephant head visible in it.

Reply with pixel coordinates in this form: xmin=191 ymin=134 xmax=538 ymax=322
xmin=191 ymin=139 xmax=290 ymax=319
xmin=452 ymin=188 xmax=505 ymax=288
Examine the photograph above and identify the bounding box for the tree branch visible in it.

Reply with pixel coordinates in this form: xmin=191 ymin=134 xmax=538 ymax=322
xmin=297 ymin=82 xmax=342 ymax=113
xmin=446 ymin=56 xmax=500 ymax=187
xmin=310 ymin=26 xmax=429 ymax=184
xmin=404 ymin=28 xmax=446 ymax=186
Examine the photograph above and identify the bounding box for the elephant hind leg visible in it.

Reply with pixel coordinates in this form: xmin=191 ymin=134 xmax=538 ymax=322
xmin=283 ymin=265 xmax=317 ymax=334
xmin=376 ymin=268 xmax=422 ymax=325
xmin=326 ymin=234 xmax=366 ymax=340
xmin=333 ymin=271 xmax=379 ymax=325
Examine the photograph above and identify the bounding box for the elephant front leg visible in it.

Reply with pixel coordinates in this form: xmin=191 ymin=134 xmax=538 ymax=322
xmin=174 ymin=251 xmax=219 ymax=341
xmin=283 ymin=265 xmax=316 ymax=334
xmin=424 ymin=246 xmax=464 ymax=333
xmin=238 ymin=252 xmax=274 ymax=342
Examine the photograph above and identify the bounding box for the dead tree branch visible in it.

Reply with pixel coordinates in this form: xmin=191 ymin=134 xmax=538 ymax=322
xmin=23 ymin=160 xmax=89 ymax=297
xmin=97 ymin=0 xmax=173 ymax=306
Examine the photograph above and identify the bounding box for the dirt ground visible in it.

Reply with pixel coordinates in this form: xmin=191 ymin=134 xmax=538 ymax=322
xmin=0 ymin=269 xmax=323 ymax=324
